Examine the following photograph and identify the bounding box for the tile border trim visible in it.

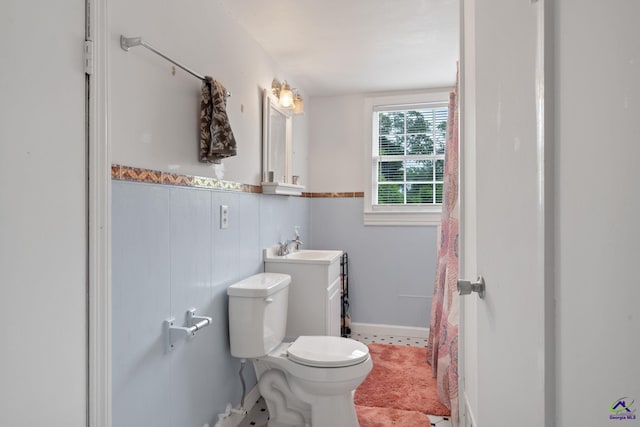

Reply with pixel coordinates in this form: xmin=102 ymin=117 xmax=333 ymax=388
xmin=112 ymin=164 xmax=261 ymax=193
xmin=302 ymin=191 xmax=364 ymax=198
xmin=111 ymin=164 xmax=363 ymax=198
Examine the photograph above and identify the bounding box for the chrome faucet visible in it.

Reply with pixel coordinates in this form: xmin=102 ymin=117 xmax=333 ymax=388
xmin=277 ymin=229 xmax=303 ymax=256
xmin=289 ymin=237 xmax=303 ymax=252
xmin=277 ymin=241 xmax=288 ymax=256
xmin=291 ymin=226 xmax=303 ymax=252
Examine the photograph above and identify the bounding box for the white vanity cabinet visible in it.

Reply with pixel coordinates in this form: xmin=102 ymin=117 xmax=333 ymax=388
xmin=264 ymin=250 xmax=343 ymax=338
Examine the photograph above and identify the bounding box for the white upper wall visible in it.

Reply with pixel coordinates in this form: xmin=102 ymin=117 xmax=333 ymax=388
xmin=308 ymin=89 xmax=452 ymax=193
xmin=308 ymin=95 xmax=366 ymax=192
xmin=110 ymin=0 xmax=309 ymax=185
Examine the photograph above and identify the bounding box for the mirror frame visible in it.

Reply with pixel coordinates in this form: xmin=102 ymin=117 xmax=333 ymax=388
xmin=262 ymin=89 xmax=292 ymax=184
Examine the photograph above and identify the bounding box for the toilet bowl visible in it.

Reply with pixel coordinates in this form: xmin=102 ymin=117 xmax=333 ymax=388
xmin=227 ymin=273 xmax=372 ymax=427
xmin=256 ymin=337 xmax=372 ymax=427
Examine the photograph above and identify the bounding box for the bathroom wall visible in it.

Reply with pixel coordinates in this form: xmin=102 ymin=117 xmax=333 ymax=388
xmin=307 ymin=95 xmax=366 ymax=193
xmin=307 ymin=90 xmax=451 ymax=192
xmin=110 ymin=3 xmax=442 ymax=426
xmin=109 ymin=0 xmax=309 ymax=186
xmin=310 ymin=197 xmax=437 ymax=327
xmin=112 ymin=180 xmax=310 ymax=426
xmin=307 ymin=94 xmax=446 ymax=329
xmin=109 ymin=1 xmax=312 ymax=425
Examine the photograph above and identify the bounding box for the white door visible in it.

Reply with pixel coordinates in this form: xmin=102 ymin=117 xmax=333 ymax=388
xmin=459 ymin=0 xmax=550 ymax=426
xmin=0 ymin=1 xmax=87 ymax=425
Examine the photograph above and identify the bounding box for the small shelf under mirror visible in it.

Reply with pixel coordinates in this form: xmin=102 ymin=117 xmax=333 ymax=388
xmin=261 ymin=182 xmax=304 ymax=196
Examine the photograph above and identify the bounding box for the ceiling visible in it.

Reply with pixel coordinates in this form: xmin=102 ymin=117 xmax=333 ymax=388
xmin=219 ymin=0 xmax=459 ymax=97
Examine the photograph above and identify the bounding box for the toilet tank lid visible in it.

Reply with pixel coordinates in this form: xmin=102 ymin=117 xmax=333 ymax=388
xmin=227 ymin=273 xmax=291 ymax=297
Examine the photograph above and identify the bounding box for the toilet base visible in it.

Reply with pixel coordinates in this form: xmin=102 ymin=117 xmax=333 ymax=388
xmin=253 ymin=350 xmax=371 ymax=427
xmin=308 ymin=394 xmax=359 ymax=427
xmin=258 ymin=371 xmax=359 ymax=427
xmin=257 ymin=369 xmax=310 ymax=427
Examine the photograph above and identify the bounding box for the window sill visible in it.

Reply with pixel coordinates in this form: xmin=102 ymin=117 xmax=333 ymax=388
xmin=363 ymin=210 xmax=441 ymax=226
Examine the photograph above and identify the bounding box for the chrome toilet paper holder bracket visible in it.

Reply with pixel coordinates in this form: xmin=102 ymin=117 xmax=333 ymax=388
xmin=164 ymin=308 xmax=212 ymax=352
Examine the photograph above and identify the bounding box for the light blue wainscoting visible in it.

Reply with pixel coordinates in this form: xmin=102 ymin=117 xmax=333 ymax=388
xmin=309 ymin=197 xmax=438 ymax=328
xmin=112 ymin=180 xmax=310 ymax=427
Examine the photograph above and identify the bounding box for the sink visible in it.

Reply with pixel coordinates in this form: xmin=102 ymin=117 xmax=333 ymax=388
xmin=264 ymin=249 xmax=342 ymax=264
xmin=264 ymin=247 xmax=344 ymax=337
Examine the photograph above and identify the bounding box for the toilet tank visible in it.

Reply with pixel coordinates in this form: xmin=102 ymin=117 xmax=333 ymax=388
xmin=227 ymin=273 xmax=291 ymax=358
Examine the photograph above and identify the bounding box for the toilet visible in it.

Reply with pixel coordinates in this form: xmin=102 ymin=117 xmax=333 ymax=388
xmin=227 ymin=273 xmax=372 ymax=427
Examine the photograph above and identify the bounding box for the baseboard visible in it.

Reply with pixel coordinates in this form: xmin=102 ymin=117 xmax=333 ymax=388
xmin=214 ymin=385 xmax=261 ymax=427
xmin=350 ymin=322 xmax=430 ymax=338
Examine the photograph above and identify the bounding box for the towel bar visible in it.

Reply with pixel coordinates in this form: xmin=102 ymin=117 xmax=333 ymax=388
xmin=120 ymin=35 xmax=231 ymax=98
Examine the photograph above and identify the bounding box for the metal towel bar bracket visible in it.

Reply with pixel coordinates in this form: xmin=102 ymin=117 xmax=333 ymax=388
xmin=164 ymin=308 xmax=212 ymax=352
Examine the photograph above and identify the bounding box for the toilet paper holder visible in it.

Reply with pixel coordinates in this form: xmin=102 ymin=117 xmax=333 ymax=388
xmin=164 ymin=308 xmax=212 ymax=352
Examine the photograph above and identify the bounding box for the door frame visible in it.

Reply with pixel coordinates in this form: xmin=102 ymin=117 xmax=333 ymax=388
xmin=87 ymin=0 xmax=112 ymax=425
xmin=457 ymin=0 xmax=471 ymax=422
xmin=458 ymin=0 xmax=480 ymax=424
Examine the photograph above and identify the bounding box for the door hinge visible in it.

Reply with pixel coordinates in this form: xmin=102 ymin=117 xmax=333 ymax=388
xmin=84 ymin=40 xmax=94 ymax=75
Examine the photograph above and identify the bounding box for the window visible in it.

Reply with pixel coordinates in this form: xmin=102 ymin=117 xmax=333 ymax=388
xmin=363 ymin=91 xmax=449 ymax=226
xmin=375 ymin=106 xmax=448 ymax=205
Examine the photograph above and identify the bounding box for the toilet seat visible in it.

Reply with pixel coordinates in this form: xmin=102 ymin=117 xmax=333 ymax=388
xmin=287 ymin=336 xmax=369 ymax=368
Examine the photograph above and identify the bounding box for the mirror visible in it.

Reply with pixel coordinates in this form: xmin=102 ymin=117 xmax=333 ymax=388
xmin=262 ymin=89 xmax=303 ymax=195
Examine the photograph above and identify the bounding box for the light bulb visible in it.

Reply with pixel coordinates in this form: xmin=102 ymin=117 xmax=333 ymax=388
xmin=293 ymin=93 xmax=304 ymax=114
xmin=278 ymin=81 xmax=294 ymax=108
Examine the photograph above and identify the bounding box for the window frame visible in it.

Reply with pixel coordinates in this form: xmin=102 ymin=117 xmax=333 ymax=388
xmin=363 ymin=90 xmax=450 ymax=226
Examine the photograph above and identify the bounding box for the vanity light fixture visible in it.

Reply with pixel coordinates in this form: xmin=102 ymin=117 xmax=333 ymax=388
xmin=271 ymin=78 xmax=303 ymax=113
xmin=278 ymin=82 xmax=294 ymax=108
xmin=292 ymin=91 xmax=304 ymax=115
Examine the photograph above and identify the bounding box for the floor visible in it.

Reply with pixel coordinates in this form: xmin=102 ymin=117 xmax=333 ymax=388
xmin=237 ymin=333 xmax=452 ymax=427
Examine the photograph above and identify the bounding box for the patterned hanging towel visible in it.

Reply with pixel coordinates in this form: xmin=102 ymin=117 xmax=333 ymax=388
xmin=199 ymin=77 xmax=237 ymax=163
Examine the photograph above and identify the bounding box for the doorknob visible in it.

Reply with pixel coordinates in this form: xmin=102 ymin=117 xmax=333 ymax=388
xmin=457 ymin=276 xmax=486 ymax=299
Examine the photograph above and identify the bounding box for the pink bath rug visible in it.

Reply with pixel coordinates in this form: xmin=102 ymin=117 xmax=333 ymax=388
xmin=356 ymin=404 xmax=431 ymax=426
xmin=355 ymin=343 xmax=451 ymax=417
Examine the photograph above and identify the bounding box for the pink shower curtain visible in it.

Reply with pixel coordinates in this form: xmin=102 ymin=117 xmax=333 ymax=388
xmin=426 ymin=76 xmax=459 ymax=425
